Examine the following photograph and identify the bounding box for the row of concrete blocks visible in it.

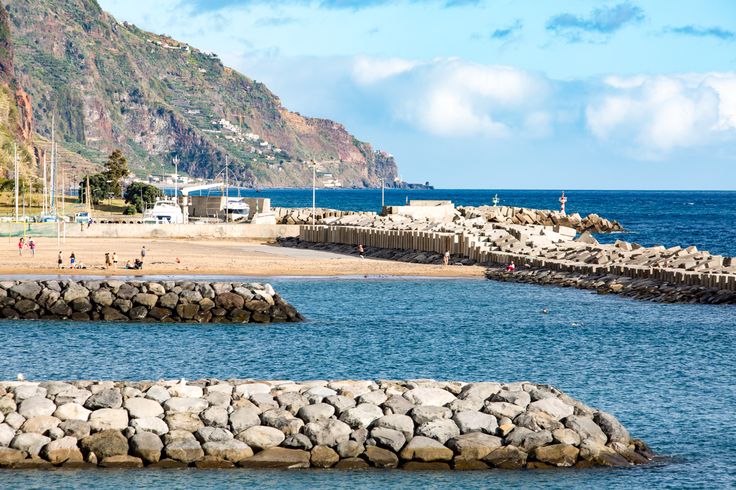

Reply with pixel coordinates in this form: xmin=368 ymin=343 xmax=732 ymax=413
xmin=299 ymin=226 xmax=736 ymax=292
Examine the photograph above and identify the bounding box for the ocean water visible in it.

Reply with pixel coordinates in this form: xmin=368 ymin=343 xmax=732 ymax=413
xmin=1 ymin=277 xmax=734 ymax=488
xmin=200 ymin=188 xmax=736 ymax=257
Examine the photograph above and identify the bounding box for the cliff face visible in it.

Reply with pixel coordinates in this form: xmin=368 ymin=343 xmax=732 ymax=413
xmin=6 ymin=0 xmax=398 ymax=187
xmin=0 ymin=4 xmax=34 ymax=179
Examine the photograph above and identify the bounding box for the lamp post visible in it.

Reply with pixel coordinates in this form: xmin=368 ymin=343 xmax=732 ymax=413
xmin=311 ymin=160 xmax=316 ymax=225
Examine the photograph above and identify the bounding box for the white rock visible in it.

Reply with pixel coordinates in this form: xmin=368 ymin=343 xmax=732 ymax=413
xmin=145 ymin=385 xmax=171 ymax=404
xmin=168 ymin=384 xmax=204 ymax=399
xmin=125 ymin=398 xmax=164 ymax=419
xmin=163 ymin=397 xmax=208 ymax=414
xmin=18 ymin=396 xmax=56 ymax=418
xmin=132 ymin=417 xmax=169 ymax=436
xmin=528 ymin=397 xmax=574 ymax=420
xmin=403 ymin=388 xmax=456 ymax=406
xmin=54 ymin=403 xmax=91 ymax=422
xmin=339 ymin=403 xmax=383 ymax=429
xmin=234 ymin=383 xmax=271 ymax=397
xmin=236 ymin=426 xmax=285 ymax=450
xmin=89 ymin=408 xmax=129 ymax=431
xmin=0 ymin=423 xmax=15 ymax=446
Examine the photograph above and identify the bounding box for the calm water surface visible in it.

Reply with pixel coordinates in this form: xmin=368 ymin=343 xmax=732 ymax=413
xmin=1 ymin=278 xmax=734 ymax=488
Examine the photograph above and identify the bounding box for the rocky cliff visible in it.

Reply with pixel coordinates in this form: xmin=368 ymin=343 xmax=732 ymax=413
xmin=5 ymin=0 xmax=399 ymax=187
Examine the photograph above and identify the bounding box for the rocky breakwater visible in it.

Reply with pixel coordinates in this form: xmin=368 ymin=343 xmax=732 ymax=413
xmin=274 ymin=208 xmax=377 ymax=225
xmin=0 ymin=280 xmax=303 ymax=323
xmin=0 ymin=379 xmax=653 ymax=470
xmin=458 ymin=206 xmax=624 ymax=234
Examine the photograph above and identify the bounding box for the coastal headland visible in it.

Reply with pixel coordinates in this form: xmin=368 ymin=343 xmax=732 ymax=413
xmin=0 ymin=378 xmax=653 ymax=470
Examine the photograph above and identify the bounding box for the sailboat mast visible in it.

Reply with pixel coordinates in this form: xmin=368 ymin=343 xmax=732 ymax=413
xmin=50 ymin=114 xmax=56 ymax=215
xmin=225 ymin=156 xmax=229 ymax=223
xmin=86 ymin=175 xmax=92 ymax=213
xmin=42 ymin=153 xmax=47 ymax=214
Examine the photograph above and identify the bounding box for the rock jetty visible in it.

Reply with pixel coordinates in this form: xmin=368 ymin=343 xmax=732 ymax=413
xmin=0 ymin=379 xmax=653 ymax=470
xmin=0 ymin=280 xmax=303 ymax=323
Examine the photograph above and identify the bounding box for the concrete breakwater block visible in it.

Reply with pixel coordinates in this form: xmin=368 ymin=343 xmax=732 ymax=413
xmin=0 ymin=280 xmax=303 ymax=323
xmin=0 ymin=379 xmax=654 ymax=470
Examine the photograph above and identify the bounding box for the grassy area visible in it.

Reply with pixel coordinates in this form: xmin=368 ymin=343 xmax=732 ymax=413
xmin=0 ymin=192 xmax=131 ymax=217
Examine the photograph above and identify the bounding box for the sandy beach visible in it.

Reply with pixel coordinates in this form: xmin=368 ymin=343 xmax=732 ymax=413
xmin=0 ymin=236 xmax=485 ymax=278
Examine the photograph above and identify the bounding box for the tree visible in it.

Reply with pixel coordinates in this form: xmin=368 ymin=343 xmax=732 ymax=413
xmin=78 ymin=174 xmax=110 ymax=205
xmin=124 ymin=181 xmax=162 ymax=213
xmin=103 ymin=149 xmax=129 ymax=197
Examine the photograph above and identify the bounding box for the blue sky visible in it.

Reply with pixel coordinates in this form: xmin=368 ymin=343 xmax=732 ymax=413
xmin=98 ymin=0 xmax=736 ymax=189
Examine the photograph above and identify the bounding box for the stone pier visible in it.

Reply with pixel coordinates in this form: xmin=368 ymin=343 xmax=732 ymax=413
xmin=0 ymin=379 xmax=653 ymax=470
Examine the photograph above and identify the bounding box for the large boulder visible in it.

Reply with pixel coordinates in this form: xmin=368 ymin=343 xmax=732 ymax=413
xmin=84 ymin=389 xmax=122 ymax=410
xmin=41 ymin=436 xmax=84 ymax=465
xmin=130 ymin=431 xmax=164 ymax=464
xmin=131 ymin=417 xmax=169 ymax=436
xmin=236 ymin=426 xmax=285 ymax=451
xmin=238 ymin=447 xmax=310 ymax=469
xmin=403 ymin=388 xmax=456 ymax=406
xmin=372 ymin=414 xmax=415 ymax=440
xmin=528 ymin=397 xmax=574 ymax=420
xmin=125 ymin=398 xmax=164 ymax=419
xmin=363 ymin=446 xmax=399 ymax=468
xmin=339 ymin=403 xmax=383 ymax=429
xmin=310 ymin=445 xmax=339 ymax=468
xmin=532 ymin=443 xmax=579 ymax=467
xmin=21 ymin=415 xmax=60 ymax=434
xmin=202 ymin=439 xmax=253 ymax=463
xmin=399 ymin=435 xmax=453 ymax=462
xmin=303 ymin=419 xmax=352 ymax=447
xmin=370 ymin=427 xmax=406 ymax=452
xmin=54 ymin=403 xmax=91 ymax=422
xmin=452 ymin=411 xmax=498 ymax=434
xmin=416 ymin=418 xmax=460 ymax=444
xmin=565 ymin=415 xmax=607 ymax=445
xmin=229 ymin=407 xmax=261 ymax=433
xmin=593 ymin=411 xmax=630 ymax=444
xmin=11 ymin=433 xmax=51 ymax=456
xmin=18 ymin=396 xmax=56 ymax=418
xmin=81 ymin=430 xmax=129 ymax=459
xmin=297 ymin=403 xmax=335 ymax=423
xmin=446 ymin=432 xmax=503 ymax=460
xmin=164 ymin=436 xmax=204 ymax=464
xmin=163 ymin=397 xmax=208 ymax=414
xmin=483 ymin=445 xmax=528 ymax=469
xmin=89 ymin=409 xmax=128 ymax=431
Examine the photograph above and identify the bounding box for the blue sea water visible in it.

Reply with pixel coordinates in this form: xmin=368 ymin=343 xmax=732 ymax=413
xmin=204 ymin=188 xmax=736 ymax=256
xmin=1 ymin=277 xmax=735 ymax=488
xmin=2 ymin=189 xmax=736 ymax=488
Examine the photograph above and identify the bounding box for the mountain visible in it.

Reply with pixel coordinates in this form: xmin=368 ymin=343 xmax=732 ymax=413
xmin=0 ymin=3 xmax=35 ymax=181
xmin=4 ymin=0 xmax=399 ymax=187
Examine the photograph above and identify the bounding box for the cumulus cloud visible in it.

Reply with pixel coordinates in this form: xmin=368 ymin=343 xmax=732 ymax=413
xmin=546 ymin=2 xmax=644 ymax=42
xmin=351 ymin=57 xmax=551 ymax=138
xmin=665 ymin=25 xmax=735 ymax=41
xmin=586 ymin=74 xmax=736 ymax=155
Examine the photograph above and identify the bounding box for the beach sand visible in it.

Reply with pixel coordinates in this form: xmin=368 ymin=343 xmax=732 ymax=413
xmin=1 ymin=237 xmax=485 ymax=278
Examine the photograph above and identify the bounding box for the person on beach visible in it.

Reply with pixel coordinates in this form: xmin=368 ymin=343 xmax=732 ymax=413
xmin=28 ymin=238 xmax=36 ymax=257
xmin=112 ymin=252 xmax=118 ymax=269
xmin=443 ymin=251 xmax=450 ymax=266
xmin=104 ymin=252 xmax=112 ymax=269
xmin=17 ymin=238 xmax=24 ymax=256
xmin=141 ymin=246 xmax=146 ymax=261
xmin=124 ymin=259 xmax=133 ymax=269
xmin=57 ymin=251 xmax=63 ymax=269
xmin=506 ymin=261 xmax=516 ymax=272
xmin=70 ymin=252 xmax=76 ymax=269
xmin=358 ymin=244 xmax=365 ymax=259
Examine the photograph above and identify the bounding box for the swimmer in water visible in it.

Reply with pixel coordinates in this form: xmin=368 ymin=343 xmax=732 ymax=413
xmin=542 ymin=308 xmax=549 ymax=314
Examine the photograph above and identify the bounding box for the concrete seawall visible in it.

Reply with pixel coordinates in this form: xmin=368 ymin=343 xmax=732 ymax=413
xmin=0 ymin=379 xmax=653 ymax=470
xmin=0 ymin=280 xmax=303 ymax=323
xmin=291 ymin=225 xmax=736 ymax=303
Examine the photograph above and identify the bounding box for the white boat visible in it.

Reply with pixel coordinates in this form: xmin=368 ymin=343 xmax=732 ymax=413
xmin=225 ymin=197 xmax=250 ymax=222
xmin=143 ymin=198 xmax=184 ymax=224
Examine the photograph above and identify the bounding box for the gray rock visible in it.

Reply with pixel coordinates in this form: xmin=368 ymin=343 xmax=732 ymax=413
xmin=10 ymin=282 xmax=41 ymax=300
xmin=133 ymin=293 xmax=158 ymax=308
xmin=372 ymin=414 xmax=415 ymax=440
xmin=383 ymin=395 xmax=414 ymax=415
xmin=528 ymin=397 xmax=574 ymax=420
xmin=163 ymin=397 xmax=208 ymax=414
xmin=484 ymin=401 xmax=525 ymax=419
xmin=416 ymin=418 xmax=460 ymax=444
xmin=0 ymin=423 xmax=15 ymax=447
xmin=593 ymin=411 xmax=630 ymax=444
xmin=491 ymin=389 xmax=531 ymax=408
xmin=130 ymin=431 xmax=163 ymax=464
xmin=229 ymin=407 xmax=261 ymax=434
xmin=565 ymin=415 xmax=608 ymax=445
xmin=202 ymin=439 xmax=253 ymax=463
xmin=303 ymin=419 xmax=352 ymax=447
xmin=282 ymin=433 xmax=313 ymax=450
xmin=323 ymin=395 xmax=356 ymax=414
xmin=201 ymin=406 xmax=229 ymax=428
xmin=370 ymin=426 xmax=406 ymax=452
xmin=399 ymin=435 xmax=453 ymax=462
xmin=410 ymin=406 xmax=452 ymax=425
xmin=21 ymin=415 xmax=60 ymax=434
xmin=59 ymin=420 xmax=91 ymax=439
xmin=236 ymin=425 xmax=285 ymax=450
xmin=165 ymin=413 xmax=204 ymax=432
xmin=339 ymin=403 xmax=383 ymax=429
xmin=446 ymin=432 xmax=503 ymax=460
xmin=297 ymin=403 xmax=335 ymax=423
xmin=158 ymin=292 xmax=179 ymax=309
xmin=515 ymin=411 xmax=563 ymax=432
xmin=195 ymin=427 xmax=233 ymax=443
xmin=84 ymin=389 xmax=122 ymax=410
xmin=164 ymin=438 xmax=204 ymax=464
xmin=62 ymin=283 xmax=89 ymax=302
xmin=131 ymin=417 xmax=169 ymax=436
xmin=260 ymin=409 xmax=303 ymax=435
xmin=403 ymin=388 xmax=456 ymax=406
xmin=337 ymin=439 xmax=364 ymax=458
xmin=55 ymin=388 xmax=91 ymax=406
xmin=458 ymin=382 xmax=502 ymax=401
xmin=452 ymin=410 xmax=498 ymax=434
xmin=145 ymin=385 xmax=171 ymax=404
xmin=89 ymin=408 xmax=129 ymax=432
xmin=11 ymin=433 xmax=51 ymax=456
xmin=552 ymin=428 xmax=582 ymax=446
xmin=4 ymin=413 xmax=24 ymax=430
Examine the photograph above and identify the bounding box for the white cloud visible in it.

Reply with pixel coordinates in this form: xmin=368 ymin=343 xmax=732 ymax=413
xmin=352 ymin=57 xmax=550 ymax=138
xmin=586 ymin=73 xmax=736 ymax=155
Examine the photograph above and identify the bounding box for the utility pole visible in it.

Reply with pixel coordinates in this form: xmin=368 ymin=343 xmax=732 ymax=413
xmin=225 ymin=156 xmax=229 ymax=223
xmin=311 ymin=160 xmax=316 ymax=225
xmin=173 ymin=156 xmax=179 ymax=205
xmin=42 ymin=153 xmax=47 ymax=215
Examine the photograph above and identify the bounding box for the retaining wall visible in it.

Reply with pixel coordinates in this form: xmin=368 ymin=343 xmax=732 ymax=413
xmin=0 ymin=280 xmax=303 ymax=323
xmin=299 ymin=225 xmax=736 ymax=293
xmin=0 ymin=378 xmax=653 ymax=470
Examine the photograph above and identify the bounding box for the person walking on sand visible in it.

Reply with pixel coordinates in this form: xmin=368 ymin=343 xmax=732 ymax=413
xmin=104 ymin=252 xmax=112 ymax=269
xmin=443 ymin=250 xmax=450 ymax=266
xmin=141 ymin=246 xmax=147 ymax=261
xmin=17 ymin=238 xmax=24 ymax=256
xmin=28 ymin=238 xmax=36 ymax=257
xmin=70 ymin=252 xmax=76 ymax=269
xmin=357 ymin=244 xmax=365 ymax=259
xmin=112 ymin=252 xmax=118 ymax=269
xmin=57 ymin=251 xmax=63 ymax=269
